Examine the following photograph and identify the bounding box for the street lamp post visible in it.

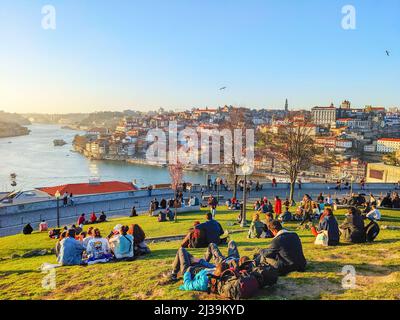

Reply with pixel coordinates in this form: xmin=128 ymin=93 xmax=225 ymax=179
xmin=350 ymin=175 xmax=355 ymax=196
xmin=55 ymin=190 xmax=61 ymax=228
xmin=216 ymin=177 xmax=220 ymax=205
xmin=241 ymin=160 xmax=251 ymax=228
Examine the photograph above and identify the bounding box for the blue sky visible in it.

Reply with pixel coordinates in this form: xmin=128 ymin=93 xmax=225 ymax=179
xmin=0 ymin=0 xmax=399 ymax=113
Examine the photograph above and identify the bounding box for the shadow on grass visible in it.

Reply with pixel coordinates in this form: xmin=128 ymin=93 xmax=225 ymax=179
xmin=307 ymin=260 xmax=397 ymax=275
xmin=0 ymin=269 xmax=39 ymax=276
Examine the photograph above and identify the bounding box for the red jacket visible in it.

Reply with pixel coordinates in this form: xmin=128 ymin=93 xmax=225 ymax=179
xmin=274 ymin=199 xmax=282 ymax=215
xmin=90 ymin=213 xmax=97 ymax=223
xmin=77 ymin=215 xmax=85 ymax=225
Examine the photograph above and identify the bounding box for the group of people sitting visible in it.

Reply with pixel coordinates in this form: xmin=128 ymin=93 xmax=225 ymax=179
xmin=22 ymin=210 xmax=107 ymax=236
xmin=151 ymin=196 xmax=200 ymax=222
xmin=338 ymin=192 xmax=400 ymax=209
xmin=225 ymin=197 xmax=241 ymax=210
xmin=162 ymin=219 xmax=307 ymax=299
xmin=181 ymin=212 xmax=228 ymax=248
xmin=55 ymin=223 xmax=150 ymax=266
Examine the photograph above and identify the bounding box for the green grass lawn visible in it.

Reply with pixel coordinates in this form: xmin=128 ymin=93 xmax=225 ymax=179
xmin=0 ymin=207 xmax=400 ymax=300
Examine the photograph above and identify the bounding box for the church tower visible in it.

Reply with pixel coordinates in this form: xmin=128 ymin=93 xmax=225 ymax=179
xmin=284 ymin=99 xmax=289 ymax=112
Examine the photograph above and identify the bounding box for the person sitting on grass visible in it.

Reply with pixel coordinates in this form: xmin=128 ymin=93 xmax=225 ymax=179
xmin=278 ymin=208 xmax=292 ymax=223
xmin=247 ymin=213 xmax=265 ymax=239
xmin=129 ymin=224 xmax=151 ymax=255
xmin=55 ymin=230 xmax=68 ymax=258
xmin=311 ymin=207 xmax=340 ymax=246
xmin=109 ymin=225 xmax=134 ymax=260
xmin=86 ymin=228 xmax=113 ymax=265
xmin=339 ymin=207 xmax=366 ymax=244
xmin=23 ymin=223 xmax=33 ymax=235
xmin=258 ymin=199 xmax=269 ymax=214
xmin=82 ymin=227 xmax=94 ymax=249
xmin=365 ymin=205 xmax=381 ymax=222
xmin=98 ymin=211 xmax=107 ymax=222
xmin=90 ymin=212 xmax=97 ymax=224
xmin=181 ymin=221 xmax=207 ymax=248
xmin=71 ymin=224 xmax=83 ymax=235
xmin=77 ymin=213 xmax=86 ymax=227
xmin=39 ymin=220 xmax=48 ymax=232
xmin=57 ymin=229 xmax=84 ymax=266
xmin=299 ymin=194 xmax=313 ymax=226
xmin=255 ymin=220 xmax=307 ymax=276
xmin=195 ymin=212 xmax=225 ymax=246
xmin=130 ymin=206 xmax=138 ymax=217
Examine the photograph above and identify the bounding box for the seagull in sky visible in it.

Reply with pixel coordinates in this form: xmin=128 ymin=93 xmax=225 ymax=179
xmin=219 ymin=86 xmax=227 ymax=91
xmin=386 ymin=50 xmax=390 ymax=56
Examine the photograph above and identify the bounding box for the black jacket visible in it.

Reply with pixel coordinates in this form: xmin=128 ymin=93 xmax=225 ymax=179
xmin=195 ymin=220 xmax=224 ymax=245
xmin=340 ymin=213 xmax=366 ymax=243
xmin=260 ymin=231 xmax=307 ymax=275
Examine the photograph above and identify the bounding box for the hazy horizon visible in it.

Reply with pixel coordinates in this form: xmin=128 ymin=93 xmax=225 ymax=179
xmin=1 ymin=0 xmax=399 ymax=114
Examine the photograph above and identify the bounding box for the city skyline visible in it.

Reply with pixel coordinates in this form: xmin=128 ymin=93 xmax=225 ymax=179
xmin=0 ymin=0 xmax=399 ymax=114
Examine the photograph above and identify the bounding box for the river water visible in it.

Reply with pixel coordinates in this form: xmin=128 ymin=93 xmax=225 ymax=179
xmin=0 ymin=124 xmax=207 ymax=191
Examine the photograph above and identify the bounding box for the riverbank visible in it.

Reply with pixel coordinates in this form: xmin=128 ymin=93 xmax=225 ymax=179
xmin=0 ymin=122 xmax=30 ymax=139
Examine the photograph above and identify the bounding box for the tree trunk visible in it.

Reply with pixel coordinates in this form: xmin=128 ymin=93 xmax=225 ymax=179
xmin=233 ymin=175 xmax=238 ymax=199
xmin=289 ymin=180 xmax=295 ymax=205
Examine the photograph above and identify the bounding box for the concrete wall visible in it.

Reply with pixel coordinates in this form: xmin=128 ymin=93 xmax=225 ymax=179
xmin=0 ymin=183 xmax=398 ymax=237
xmin=0 ymin=189 xmax=175 ymax=236
xmin=367 ymin=163 xmax=400 ymax=183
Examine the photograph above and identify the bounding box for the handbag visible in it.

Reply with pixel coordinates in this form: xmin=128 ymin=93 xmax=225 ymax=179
xmin=314 ymin=230 xmax=329 ymax=246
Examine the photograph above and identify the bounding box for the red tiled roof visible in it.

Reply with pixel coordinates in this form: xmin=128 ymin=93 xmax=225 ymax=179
xmin=378 ymin=138 xmax=400 ymax=142
xmin=38 ymin=181 xmax=137 ymax=196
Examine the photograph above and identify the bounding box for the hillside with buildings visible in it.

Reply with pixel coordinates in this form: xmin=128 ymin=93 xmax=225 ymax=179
xmin=0 ymin=121 xmax=30 ymax=138
xmin=0 ymin=111 xmax=31 ymax=126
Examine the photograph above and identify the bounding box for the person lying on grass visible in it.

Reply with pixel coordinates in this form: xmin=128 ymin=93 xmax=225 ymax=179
xmin=161 ymin=240 xmax=244 ymax=290
xmin=254 ymin=220 xmax=307 ymax=276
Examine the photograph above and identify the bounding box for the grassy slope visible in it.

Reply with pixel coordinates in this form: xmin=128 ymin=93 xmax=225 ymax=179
xmin=0 ymin=207 xmax=400 ymax=300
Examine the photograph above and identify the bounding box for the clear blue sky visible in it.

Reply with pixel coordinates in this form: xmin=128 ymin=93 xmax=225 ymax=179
xmin=0 ymin=0 xmax=399 ymax=113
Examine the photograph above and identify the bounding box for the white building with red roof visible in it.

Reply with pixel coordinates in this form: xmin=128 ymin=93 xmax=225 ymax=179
xmin=377 ymin=138 xmax=400 ymax=153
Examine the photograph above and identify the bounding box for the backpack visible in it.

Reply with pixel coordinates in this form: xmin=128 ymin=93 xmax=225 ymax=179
xmin=314 ymin=231 xmax=329 ymax=246
xmin=365 ymin=221 xmax=380 ymax=242
xmin=239 ymin=260 xmax=278 ymax=288
xmin=209 ymin=269 xmax=259 ymax=300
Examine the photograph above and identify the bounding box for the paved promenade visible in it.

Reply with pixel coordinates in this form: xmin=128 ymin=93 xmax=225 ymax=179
xmin=0 ymin=183 xmax=399 ymax=236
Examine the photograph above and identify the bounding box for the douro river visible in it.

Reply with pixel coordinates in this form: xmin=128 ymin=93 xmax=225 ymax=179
xmin=0 ymin=124 xmax=207 ymax=191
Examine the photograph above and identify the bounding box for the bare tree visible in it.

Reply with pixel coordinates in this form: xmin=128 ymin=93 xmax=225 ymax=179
xmin=169 ymin=162 xmax=183 ymax=222
xmin=219 ymin=107 xmax=249 ymax=199
xmin=266 ymin=126 xmax=325 ymax=203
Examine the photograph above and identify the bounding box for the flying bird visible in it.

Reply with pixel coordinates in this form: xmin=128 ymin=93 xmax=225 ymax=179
xmin=386 ymin=50 xmax=390 ymax=56
xmin=219 ymin=86 xmax=227 ymax=90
